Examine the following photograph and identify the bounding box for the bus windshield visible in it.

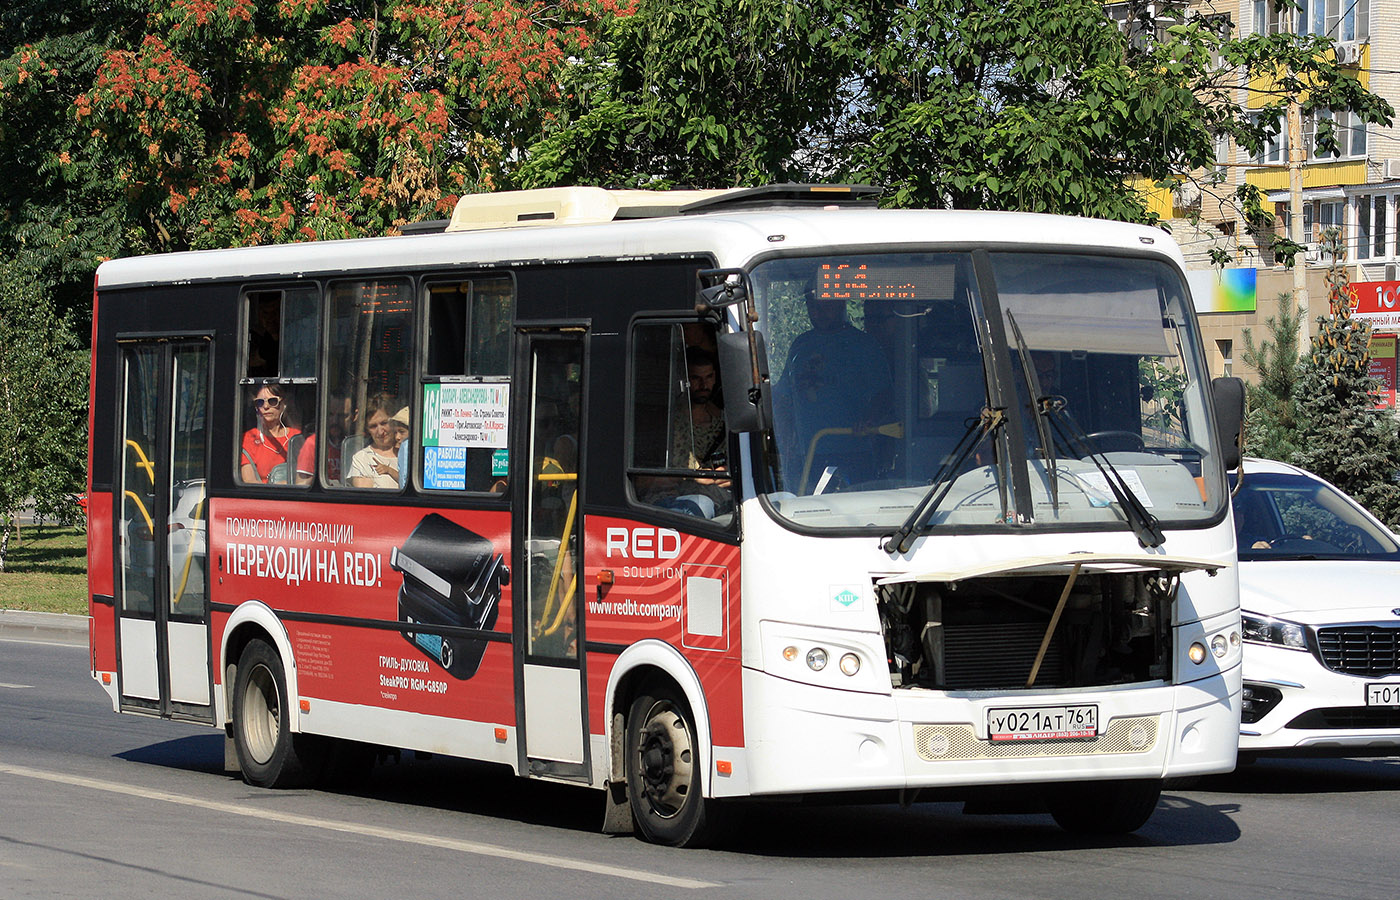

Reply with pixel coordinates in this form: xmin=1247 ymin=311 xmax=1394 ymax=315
xmin=753 ymin=250 xmax=1224 ymax=532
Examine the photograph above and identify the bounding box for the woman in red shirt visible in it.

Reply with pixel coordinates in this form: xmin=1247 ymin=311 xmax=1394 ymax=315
xmin=240 ymin=384 xmax=300 ymax=483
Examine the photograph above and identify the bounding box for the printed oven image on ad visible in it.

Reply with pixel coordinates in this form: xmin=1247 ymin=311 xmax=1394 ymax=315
xmin=390 ymin=514 xmax=509 ymax=680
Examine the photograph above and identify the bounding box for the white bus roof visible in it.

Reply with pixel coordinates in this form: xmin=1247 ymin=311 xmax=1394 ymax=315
xmin=96 ymin=191 xmax=1186 ymax=290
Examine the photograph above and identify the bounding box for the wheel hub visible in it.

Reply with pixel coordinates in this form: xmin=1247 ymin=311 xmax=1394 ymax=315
xmin=635 ymin=703 xmax=694 ymax=817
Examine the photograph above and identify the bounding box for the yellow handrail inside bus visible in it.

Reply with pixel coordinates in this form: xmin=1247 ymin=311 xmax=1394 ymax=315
xmin=798 ymin=422 xmax=903 ymax=493
xmin=534 ymin=469 xmax=579 ymax=642
xmin=123 ymin=491 xmax=154 ymax=533
xmin=172 ymin=488 xmax=206 ymax=606
xmin=126 ymin=440 xmax=156 ymax=485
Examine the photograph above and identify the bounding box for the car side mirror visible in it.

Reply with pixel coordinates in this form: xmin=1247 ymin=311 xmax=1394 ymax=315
xmin=1212 ymin=376 xmax=1245 ymax=472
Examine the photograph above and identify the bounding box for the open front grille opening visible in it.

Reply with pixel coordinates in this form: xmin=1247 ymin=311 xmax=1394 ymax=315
xmin=877 ymin=570 xmax=1174 ymax=691
xmin=942 ymin=622 xmax=1065 ymax=690
xmin=1315 ymin=627 xmax=1400 ymax=677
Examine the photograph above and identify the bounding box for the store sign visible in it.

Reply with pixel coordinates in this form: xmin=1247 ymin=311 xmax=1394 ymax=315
xmin=1349 ymin=281 xmax=1400 ymax=330
xmin=1370 ymin=334 xmax=1396 ymax=410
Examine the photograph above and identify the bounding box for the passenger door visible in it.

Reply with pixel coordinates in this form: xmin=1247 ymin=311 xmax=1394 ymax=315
xmin=513 ymin=328 xmax=590 ymax=780
xmin=114 ymin=339 xmax=214 ymax=722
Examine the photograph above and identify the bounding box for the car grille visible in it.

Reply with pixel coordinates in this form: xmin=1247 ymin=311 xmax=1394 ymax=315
xmin=1286 ymin=707 xmax=1400 ymax=729
xmin=1314 ymin=626 xmax=1400 ymax=677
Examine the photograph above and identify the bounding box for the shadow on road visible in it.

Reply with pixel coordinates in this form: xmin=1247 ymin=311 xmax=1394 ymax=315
xmin=112 ymin=738 xmax=1400 ymax=855
xmin=116 ymin=734 xmax=226 ymax=776
xmin=1187 ymin=755 xmax=1400 ymax=796
xmin=111 ymin=737 xmax=1249 ymax=857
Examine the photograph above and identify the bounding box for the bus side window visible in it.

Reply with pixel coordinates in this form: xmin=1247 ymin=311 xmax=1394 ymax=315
xmin=237 ymin=287 xmax=319 ymax=487
xmin=627 ymin=320 xmax=732 ymax=522
xmin=326 ymin=278 xmax=413 ymax=490
xmin=419 ymin=276 xmax=514 ymax=494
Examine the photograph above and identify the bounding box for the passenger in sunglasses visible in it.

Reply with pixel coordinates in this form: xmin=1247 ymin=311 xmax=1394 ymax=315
xmin=240 ymin=384 xmax=301 ymax=483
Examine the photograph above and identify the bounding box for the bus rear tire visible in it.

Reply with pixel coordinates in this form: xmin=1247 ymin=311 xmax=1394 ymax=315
xmin=232 ymin=639 xmax=324 ymax=788
xmin=1044 ymin=778 xmax=1161 ymax=835
xmin=625 ymin=683 xmax=715 ymax=847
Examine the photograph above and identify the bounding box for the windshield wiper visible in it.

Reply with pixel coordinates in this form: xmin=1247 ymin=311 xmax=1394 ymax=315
xmin=1043 ymin=404 xmax=1165 ymax=549
xmin=1006 ymin=312 xmax=1058 ymax=512
xmin=883 ymin=407 xmax=1006 ymax=555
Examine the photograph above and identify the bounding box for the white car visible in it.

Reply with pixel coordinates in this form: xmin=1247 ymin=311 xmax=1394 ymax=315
xmin=1234 ymin=458 xmax=1400 ymax=758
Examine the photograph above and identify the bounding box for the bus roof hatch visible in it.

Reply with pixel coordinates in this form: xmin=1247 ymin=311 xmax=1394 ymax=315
xmin=445 ymin=186 xmax=739 ymax=232
xmin=443 ymin=184 xmax=882 ymax=232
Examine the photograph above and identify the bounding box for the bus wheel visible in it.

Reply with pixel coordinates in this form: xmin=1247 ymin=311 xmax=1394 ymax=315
xmin=625 ymin=685 xmax=714 ymax=847
xmin=1044 ymin=778 xmax=1162 ymax=835
xmin=232 ymin=640 xmax=323 ymax=788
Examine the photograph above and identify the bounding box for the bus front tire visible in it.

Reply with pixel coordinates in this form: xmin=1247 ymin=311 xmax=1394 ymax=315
xmin=232 ymin=639 xmax=324 ymax=788
xmin=625 ymin=684 xmax=715 ymax=847
xmin=1044 ymin=778 xmax=1162 ymax=835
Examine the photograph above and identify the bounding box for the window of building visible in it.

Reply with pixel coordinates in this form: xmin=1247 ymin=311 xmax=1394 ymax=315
xmin=1356 ymin=194 xmax=1389 ymax=261
xmin=237 ymin=286 xmax=319 ymax=487
xmin=418 ymin=275 xmax=516 ymax=494
xmin=325 ymin=279 xmax=413 ymax=490
xmin=1298 ymin=0 xmax=1368 ymax=40
xmin=1254 ymin=113 xmax=1286 ymax=165
xmin=1265 ymin=0 xmax=1368 ymax=39
xmin=1306 ymin=109 xmax=1367 ymax=161
xmin=1253 ymin=0 xmax=1291 ymax=35
xmin=628 ymin=320 xmax=733 ymax=524
xmin=1217 ymin=339 xmax=1234 ymax=378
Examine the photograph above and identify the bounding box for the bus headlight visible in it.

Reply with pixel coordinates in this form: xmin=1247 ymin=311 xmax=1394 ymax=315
xmin=839 ymin=653 xmax=861 ymax=676
xmin=806 ymin=647 xmax=829 ymax=671
xmin=1188 ymin=642 xmax=1208 ymax=664
xmin=1211 ymin=634 xmax=1229 ymax=658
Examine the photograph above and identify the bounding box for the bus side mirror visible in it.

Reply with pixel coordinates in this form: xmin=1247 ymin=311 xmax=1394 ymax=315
xmin=717 ymin=330 xmax=771 ymax=433
xmin=1212 ymin=376 xmax=1245 ymax=471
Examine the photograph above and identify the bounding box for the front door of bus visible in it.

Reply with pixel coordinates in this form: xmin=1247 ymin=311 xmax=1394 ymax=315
xmin=115 ymin=339 xmax=214 ymax=723
xmin=515 ymin=330 xmax=590 ymax=780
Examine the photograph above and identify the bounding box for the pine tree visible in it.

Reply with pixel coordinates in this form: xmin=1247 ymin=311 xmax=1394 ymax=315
xmin=1239 ymin=295 xmax=1305 ymax=462
xmin=1292 ymin=228 xmax=1400 ymax=526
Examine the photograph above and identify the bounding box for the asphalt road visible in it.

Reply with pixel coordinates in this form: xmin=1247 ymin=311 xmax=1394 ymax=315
xmin=3 ymin=629 xmax=1400 ymax=899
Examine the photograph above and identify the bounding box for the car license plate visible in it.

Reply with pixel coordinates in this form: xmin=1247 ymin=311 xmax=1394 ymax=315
xmin=1365 ymin=683 xmax=1400 ymax=706
xmin=987 ymin=705 xmax=1098 ymax=742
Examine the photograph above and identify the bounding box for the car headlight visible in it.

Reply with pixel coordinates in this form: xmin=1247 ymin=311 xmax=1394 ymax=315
xmin=1241 ymin=612 xmax=1308 ymax=650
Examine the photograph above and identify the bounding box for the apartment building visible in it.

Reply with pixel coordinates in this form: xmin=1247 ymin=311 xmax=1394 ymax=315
xmin=1131 ymin=2 xmax=1400 ymax=405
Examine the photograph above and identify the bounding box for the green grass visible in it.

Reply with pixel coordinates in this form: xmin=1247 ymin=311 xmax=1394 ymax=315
xmin=0 ymin=525 xmax=88 ymax=616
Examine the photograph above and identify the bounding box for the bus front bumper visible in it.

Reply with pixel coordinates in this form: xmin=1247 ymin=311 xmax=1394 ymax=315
xmin=735 ymin=665 xmax=1241 ymax=798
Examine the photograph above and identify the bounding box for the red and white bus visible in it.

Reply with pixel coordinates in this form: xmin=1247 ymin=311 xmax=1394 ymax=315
xmin=88 ymin=184 xmax=1244 ymax=845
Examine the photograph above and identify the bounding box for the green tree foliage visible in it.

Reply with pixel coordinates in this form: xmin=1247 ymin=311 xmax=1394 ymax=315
xmin=4 ymin=0 xmax=631 ymax=255
xmin=1292 ymin=229 xmax=1400 ymax=526
xmin=1239 ymin=295 xmax=1305 ymax=462
xmin=0 ymin=0 xmax=145 ymax=319
xmin=518 ymin=0 xmax=1390 ymax=259
xmin=513 ymin=0 xmax=861 ymax=188
xmin=0 ymin=260 xmax=88 ymax=570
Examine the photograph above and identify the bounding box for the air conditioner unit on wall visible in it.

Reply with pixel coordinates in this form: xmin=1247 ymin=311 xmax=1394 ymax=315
xmin=1172 ymin=183 xmax=1201 ymax=209
xmin=1385 ymin=158 xmax=1400 ymax=180
xmin=1336 ymin=42 xmax=1363 ymax=66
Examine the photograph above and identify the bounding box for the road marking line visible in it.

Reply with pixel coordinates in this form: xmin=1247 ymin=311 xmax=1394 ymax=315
xmin=0 ymin=683 xmax=34 ymax=689
xmin=0 ymin=763 xmax=718 ymax=889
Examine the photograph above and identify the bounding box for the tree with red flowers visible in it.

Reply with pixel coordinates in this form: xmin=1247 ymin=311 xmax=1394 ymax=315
xmin=70 ymin=0 xmax=630 ymax=251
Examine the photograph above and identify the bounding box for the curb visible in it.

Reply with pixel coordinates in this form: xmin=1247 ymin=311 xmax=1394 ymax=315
xmin=0 ymin=609 xmax=89 ymax=646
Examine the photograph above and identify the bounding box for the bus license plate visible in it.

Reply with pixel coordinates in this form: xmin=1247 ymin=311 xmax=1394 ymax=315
xmin=1366 ymin=683 xmax=1400 ymax=706
xmin=988 ymin=705 xmax=1098 ymax=742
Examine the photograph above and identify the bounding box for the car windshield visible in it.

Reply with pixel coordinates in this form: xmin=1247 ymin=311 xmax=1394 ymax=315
xmin=752 ymin=250 xmax=1226 ymax=532
xmin=1232 ymin=470 xmax=1400 ymax=560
